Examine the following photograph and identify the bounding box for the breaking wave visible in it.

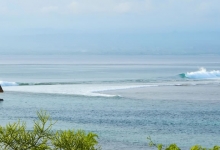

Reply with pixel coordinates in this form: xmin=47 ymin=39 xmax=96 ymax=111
xmin=0 ymin=81 xmax=18 ymax=86
xmin=180 ymin=67 xmax=220 ymax=79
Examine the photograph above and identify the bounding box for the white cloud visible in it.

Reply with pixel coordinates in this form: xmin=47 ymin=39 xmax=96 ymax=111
xmin=197 ymin=1 xmax=215 ymax=12
xmin=0 ymin=0 xmax=219 ymax=31
xmin=41 ymin=6 xmax=58 ymax=13
xmin=67 ymin=0 xmax=151 ymax=14
xmin=68 ymin=0 xmax=114 ymax=14
xmin=66 ymin=0 xmax=220 ymax=16
xmin=114 ymin=2 xmax=132 ymax=13
xmin=196 ymin=1 xmax=220 ymax=15
xmin=0 ymin=6 xmax=8 ymax=14
xmin=0 ymin=0 xmax=219 ymax=16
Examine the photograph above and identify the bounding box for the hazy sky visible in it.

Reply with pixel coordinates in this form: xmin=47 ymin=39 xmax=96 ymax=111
xmin=0 ymin=0 xmax=219 ymax=55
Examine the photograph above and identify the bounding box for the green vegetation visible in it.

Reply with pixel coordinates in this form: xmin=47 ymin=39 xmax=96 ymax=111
xmin=147 ymin=137 xmax=220 ymax=150
xmin=0 ymin=111 xmax=99 ymax=150
xmin=0 ymin=111 xmax=219 ymax=150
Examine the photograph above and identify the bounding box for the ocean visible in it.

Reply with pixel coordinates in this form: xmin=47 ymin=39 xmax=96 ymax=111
xmin=0 ymin=55 xmax=220 ymax=149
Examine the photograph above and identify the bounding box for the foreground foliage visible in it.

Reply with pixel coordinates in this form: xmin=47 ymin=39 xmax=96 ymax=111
xmin=0 ymin=111 xmax=99 ymax=150
xmin=147 ymin=137 xmax=220 ymax=150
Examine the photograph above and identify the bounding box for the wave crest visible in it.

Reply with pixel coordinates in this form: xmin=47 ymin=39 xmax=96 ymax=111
xmin=180 ymin=67 xmax=220 ymax=79
xmin=0 ymin=81 xmax=18 ymax=86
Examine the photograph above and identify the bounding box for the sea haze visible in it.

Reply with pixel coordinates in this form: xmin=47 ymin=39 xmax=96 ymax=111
xmin=0 ymin=55 xmax=220 ymax=150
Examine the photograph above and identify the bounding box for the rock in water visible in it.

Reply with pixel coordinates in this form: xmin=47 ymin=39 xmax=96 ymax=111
xmin=0 ymin=85 xmax=3 ymax=101
xmin=0 ymin=85 xmax=3 ymax=93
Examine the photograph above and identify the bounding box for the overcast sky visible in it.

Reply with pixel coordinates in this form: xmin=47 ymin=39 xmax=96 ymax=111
xmin=0 ymin=0 xmax=220 ymax=55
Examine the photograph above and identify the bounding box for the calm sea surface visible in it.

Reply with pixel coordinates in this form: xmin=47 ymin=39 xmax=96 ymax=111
xmin=0 ymin=55 xmax=220 ymax=149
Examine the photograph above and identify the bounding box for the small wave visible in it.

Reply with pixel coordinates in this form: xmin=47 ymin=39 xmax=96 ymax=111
xmin=17 ymin=81 xmax=96 ymax=86
xmin=180 ymin=67 xmax=220 ymax=79
xmin=1 ymin=80 xmax=154 ymax=87
xmin=17 ymin=80 xmax=152 ymax=86
xmin=179 ymin=73 xmax=186 ymax=78
xmin=0 ymin=81 xmax=18 ymax=86
xmin=174 ymin=84 xmax=193 ymax=86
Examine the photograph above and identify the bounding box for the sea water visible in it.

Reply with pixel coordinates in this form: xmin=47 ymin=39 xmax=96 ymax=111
xmin=0 ymin=55 xmax=220 ymax=149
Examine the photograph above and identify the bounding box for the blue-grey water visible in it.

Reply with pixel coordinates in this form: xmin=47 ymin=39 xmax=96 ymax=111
xmin=0 ymin=55 xmax=220 ymax=149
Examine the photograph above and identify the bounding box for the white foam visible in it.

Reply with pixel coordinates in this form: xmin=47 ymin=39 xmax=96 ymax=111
xmin=3 ymin=84 xmax=156 ymax=97
xmin=185 ymin=67 xmax=220 ymax=79
xmin=0 ymin=81 xmax=18 ymax=86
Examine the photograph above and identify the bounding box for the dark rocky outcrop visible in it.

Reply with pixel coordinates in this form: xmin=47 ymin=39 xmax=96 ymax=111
xmin=0 ymin=85 xmax=3 ymax=101
xmin=0 ymin=85 xmax=3 ymax=93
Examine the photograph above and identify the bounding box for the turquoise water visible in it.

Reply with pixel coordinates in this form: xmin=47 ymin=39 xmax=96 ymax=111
xmin=0 ymin=55 xmax=220 ymax=149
